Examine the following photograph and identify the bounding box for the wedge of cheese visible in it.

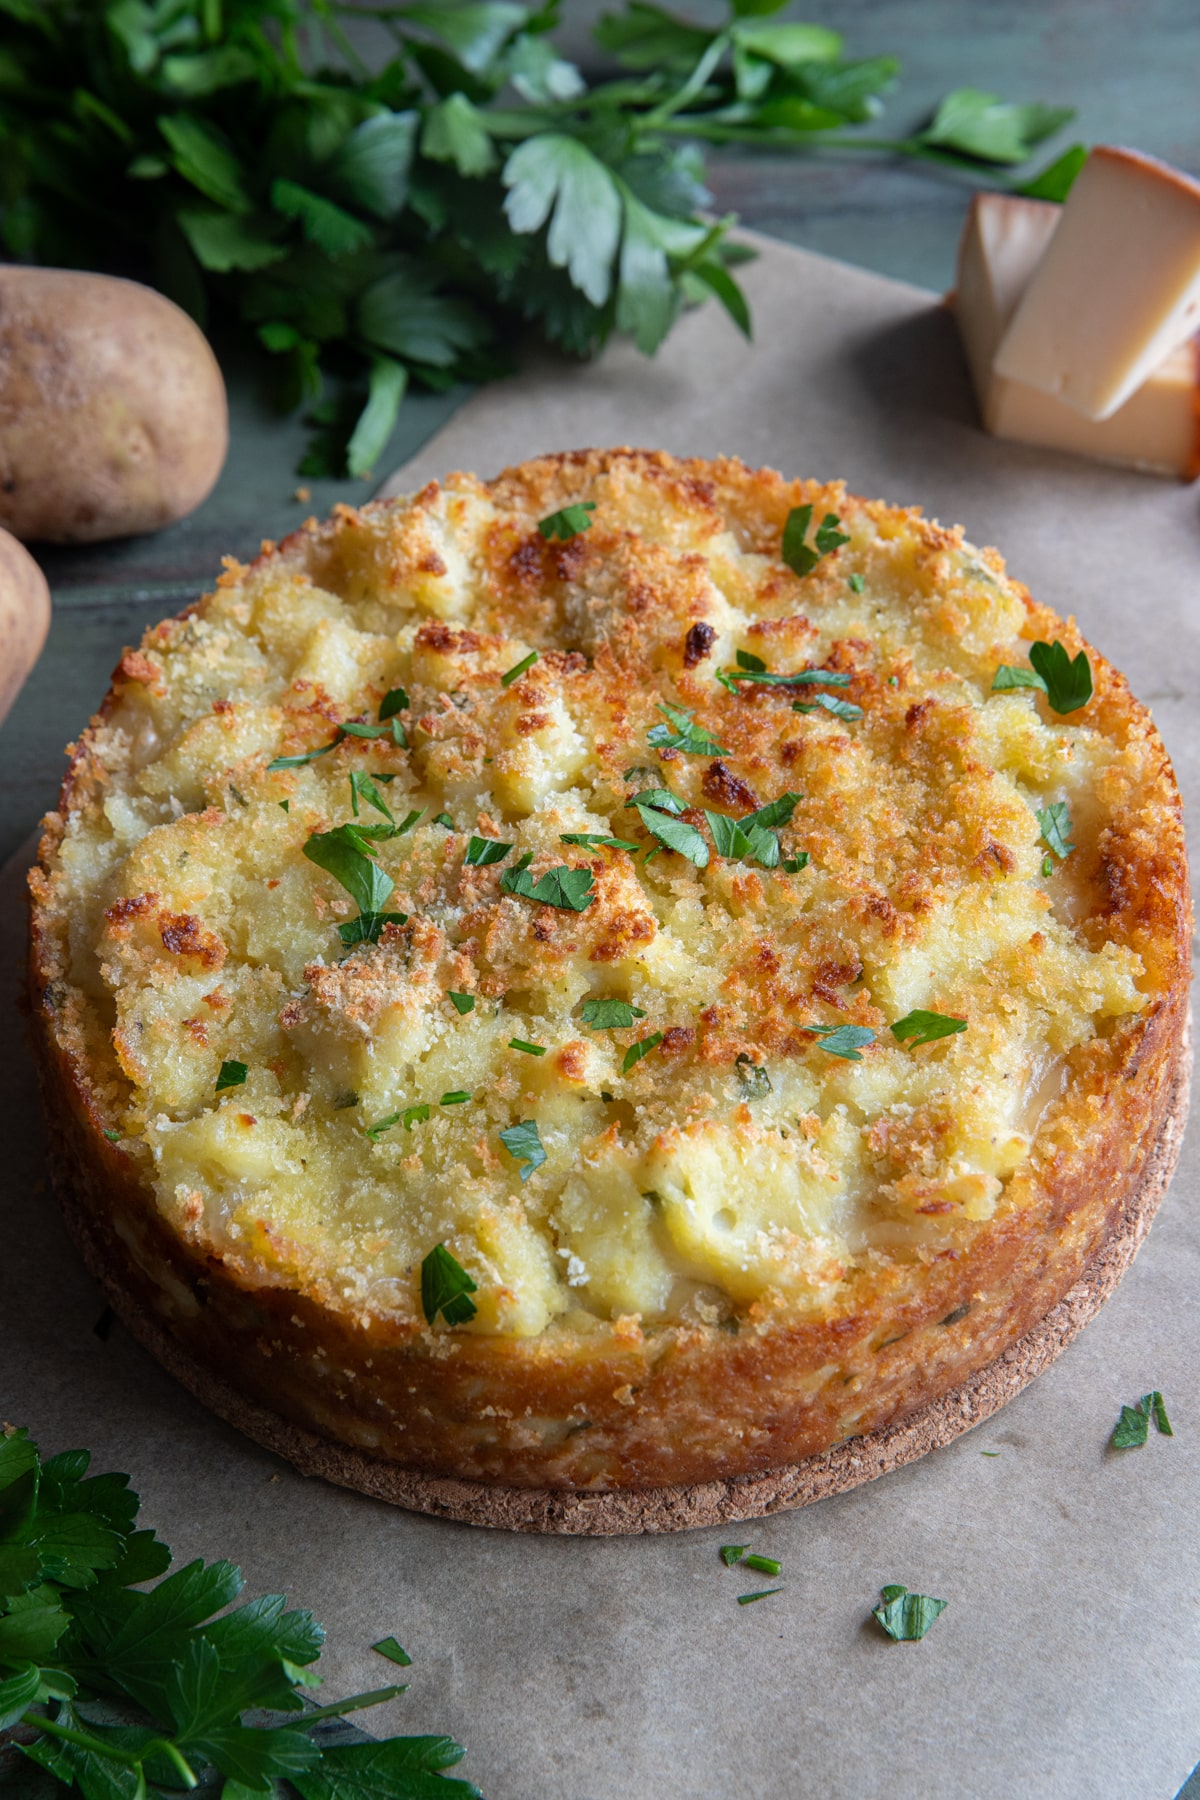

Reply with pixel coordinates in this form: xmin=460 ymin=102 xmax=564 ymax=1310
xmin=993 ymin=147 xmax=1200 ymax=419
xmin=953 ymin=191 xmax=1200 ymax=478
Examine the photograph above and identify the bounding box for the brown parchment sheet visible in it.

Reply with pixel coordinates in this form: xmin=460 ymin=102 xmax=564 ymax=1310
xmin=4 ymin=235 xmax=1200 ymax=1800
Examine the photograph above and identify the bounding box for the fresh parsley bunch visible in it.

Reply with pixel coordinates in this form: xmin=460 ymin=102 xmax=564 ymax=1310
xmin=0 ymin=0 xmax=1080 ymax=475
xmin=0 ymin=1427 xmax=478 ymax=1797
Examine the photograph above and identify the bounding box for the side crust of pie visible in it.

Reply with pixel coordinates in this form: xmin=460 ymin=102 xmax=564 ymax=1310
xmin=27 ymin=449 xmax=1192 ymax=1497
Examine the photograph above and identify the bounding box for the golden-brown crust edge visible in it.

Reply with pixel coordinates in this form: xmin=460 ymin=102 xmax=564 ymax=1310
xmin=44 ymin=1014 xmax=1191 ymax=1534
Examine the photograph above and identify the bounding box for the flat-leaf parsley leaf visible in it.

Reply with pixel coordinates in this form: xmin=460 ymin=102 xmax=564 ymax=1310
xmin=890 ymin=1010 xmax=968 ymax=1047
xmin=873 ymin=1585 xmax=947 ymax=1641
xmin=215 ymin=1060 xmax=247 ymax=1093
xmin=420 ymin=1244 xmax=478 ymax=1327
xmin=499 ymin=1119 xmax=547 ymax=1182
xmin=500 ymin=863 xmax=596 ymax=911
xmin=538 ymin=502 xmax=596 ymax=541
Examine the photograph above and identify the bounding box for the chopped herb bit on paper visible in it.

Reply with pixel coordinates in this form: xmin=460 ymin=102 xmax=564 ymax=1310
xmin=720 ymin=1545 xmax=749 ymax=1566
xmin=873 ymin=1585 xmax=947 ymax=1641
xmin=372 ymin=1636 xmax=413 ymax=1667
xmin=421 ymin=1243 xmax=478 ymax=1326
xmin=737 ymin=1588 xmax=783 ymax=1606
xmin=1112 ymin=1390 xmax=1173 ymax=1448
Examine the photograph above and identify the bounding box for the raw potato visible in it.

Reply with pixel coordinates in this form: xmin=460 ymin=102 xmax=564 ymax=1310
xmin=0 ymin=526 xmax=49 ymax=723
xmin=0 ymin=268 xmax=228 ymax=544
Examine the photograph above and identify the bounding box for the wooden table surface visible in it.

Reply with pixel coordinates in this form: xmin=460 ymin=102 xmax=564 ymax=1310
xmin=5 ymin=0 xmax=1199 ymax=862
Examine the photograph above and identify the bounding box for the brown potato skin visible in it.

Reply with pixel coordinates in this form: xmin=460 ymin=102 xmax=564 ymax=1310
xmin=26 ymin=452 xmax=1193 ymax=1494
xmin=0 ymin=526 xmax=49 ymax=723
xmin=0 ymin=268 xmax=227 ymax=543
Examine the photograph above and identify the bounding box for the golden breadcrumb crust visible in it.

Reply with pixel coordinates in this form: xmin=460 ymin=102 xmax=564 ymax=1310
xmin=29 ymin=449 xmax=1190 ymax=1490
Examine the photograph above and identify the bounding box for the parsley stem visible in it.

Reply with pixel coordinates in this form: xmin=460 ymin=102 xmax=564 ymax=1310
xmin=24 ymin=1715 xmax=197 ymax=1787
xmin=643 ymin=31 xmax=730 ymax=128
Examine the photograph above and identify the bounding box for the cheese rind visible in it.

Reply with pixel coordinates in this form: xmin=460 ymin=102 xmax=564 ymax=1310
xmin=993 ymin=147 xmax=1200 ymax=420
xmin=954 ymin=190 xmax=1200 ymax=479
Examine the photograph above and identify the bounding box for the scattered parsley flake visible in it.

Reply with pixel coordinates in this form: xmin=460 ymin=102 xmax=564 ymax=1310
xmin=509 ymin=1038 xmax=546 ymax=1057
xmin=723 ymin=665 xmax=853 ymax=691
xmin=560 ymin=832 xmax=640 ymax=851
xmin=465 ymin=835 xmax=513 ymax=867
xmin=720 ymin=1545 xmax=748 ymax=1566
xmin=215 ymin=1059 xmax=247 ymax=1092
xmin=736 ymin=649 xmax=767 ymax=672
xmin=737 ymin=1588 xmax=782 ymax=1606
xmin=992 ymin=640 xmax=1092 ymax=713
xmin=1042 ymin=853 xmax=1055 ymax=878
xmin=420 ymin=1243 xmax=478 ymax=1326
xmin=625 ymin=794 xmax=709 ymax=868
xmin=849 ymin=573 xmax=865 ymax=593
xmin=782 ymin=853 xmax=810 ymax=873
xmin=890 ymin=1010 xmax=968 ymax=1047
xmin=500 ymin=862 xmax=596 ymax=910
xmin=803 ymin=1023 xmax=876 ymax=1062
xmin=337 ymin=910 xmax=408 ymax=946
xmin=304 ymin=825 xmax=395 ymax=915
xmin=364 ymin=1112 xmax=400 ymax=1142
xmin=782 ymin=504 xmax=849 ymax=577
xmin=379 ymin=688 xmax=408 ymax=720
xmin=873 ymin=1585 xmax=947 ymax=1641
xmin=401 ymin=1103 xmax=431 ymax=1130
xmin=538 ymin=502 xmax=596 ymax=541
xmin=735 ymin=1052 xmax=772 ymax=1099
xmin=102 ymin=1128 xmax=121 ymax=1142
xmin=439 ymin=1090 xmax=470 ymax=1106
xmin=279 ymin=799 xmax=289 ymax=812
xmin=1112 ymin=1390 xmax=1172 ymax=1448
xmin=1037 ymin=800 xmax=1074 ymax=860
xmin=622 ymin=1032 xmax=663 ymax=1073
xmin=349 ymin=770 xmax=394 ymax=822
xmin=434 ymin=811 xmax=454 ymax=828
xmin=647 ymin=701 xmax=726 ymax=756
xmin=582 ymin=998 xmax=646 ymax=1030
xmin=499 ymin=1118 xmax=546 ymax=1182
xmin=448 ymin=991 xmax=476 ymax=1015
xmin=792 ymin=692 xmax=864 ymax=722
xmin=500 ymin=649 xmax=539 ymax=687
xmin=372 ymin=1637 xmax=412 ymax=1667
xmin=743 ymin=1554 xmax=781 ymax=1576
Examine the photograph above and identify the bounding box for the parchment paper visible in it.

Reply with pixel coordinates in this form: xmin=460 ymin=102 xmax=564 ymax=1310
xmin=4 ymin=236 xmax=1200 ymax=1800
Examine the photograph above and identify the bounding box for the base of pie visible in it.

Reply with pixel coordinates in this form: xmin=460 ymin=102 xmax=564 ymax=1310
xmin=51 ymin=1015 xmax=1190 ymax=1536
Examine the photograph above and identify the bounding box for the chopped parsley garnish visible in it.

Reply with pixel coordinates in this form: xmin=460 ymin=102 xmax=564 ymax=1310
xmin=704 ymin=791 xmax=801 ymax=870
xmin=873 ymin=1585 xmax=947 ymax=1641
xmin=720 ymin=1545 xmax=749 ymax=1566
xmin=737 ymin=1589 xmax=782 ymax=1606
xmin=537 ymin=501 xmax=596 ymax=541
xmin=499 ymin=1118 xmax=546 ymax=1182
xmin=448 ymin=991 xmax=476 ymax=1015
xmin=1036 ymin=800 xmax=1074 ymax=860
xmin=646 ymin=701 xmax=726 ymax=756
xmin=364 ymin=1112 xmax=400 ymax=1142
xmin=304 ymin=825 xmax=395 ymax=915
xmin=372 ymin=1637 xmax=412 ymax=1667
xmin=1111 ymin=1390 xmax=1173 ymax=1448
xmin=279 ymin=799 xmax=289 ymax=812
xmin=622 ymin=1032 xmax=663 ymax=1073
xmin=349 ymin=770 xmax=395 ymax=822
xmin=735 ymin=1053 xmax=772 ymax=1098
xmin=500 ymin=861 xmax=596 ymax=911
xmin=560 ymin=832 xmax=640 ymax=851
xmin=420 ymin=1243 xmax=478 ymax=1326
xmin=803 ymin=1023 xmax=876 ymax=1062
xmin=337 ymin=910 xmax=408 ymax=946
xmin=434 ymin=811 xmax=454 ymax=828
xmin=103 ymin=1128 xmax=121 ymax=1142
xmin=782 ymin=503 xmax=850 ymax=577
xmin=465 ymin=835 xmax=513 ymax=866
xmin=743 ymin=1554 xmax=781 ymax=1576
xmin=440 ymin=1090 xmax=470 ymax=1106
xmin=401 ymin=1103 xmax=431 ymax=1130
xmin=625 ymin=791 xmax=709 ymax=868
xmin=849 ymin=573 xmax=865 ymax=593
xmin=792 ymin=692 xmax=864 ymax=722
xmin=379 ymin=688 xmax=408 ymax=720
xmin=500 ymin=649 xmax=539 ymax=687
xmin=717 ymin=654 xmax=853 ymax=695
xmin=1042 ymin=854 xmax=1055 ymax=878
xmin=992 ymin=639 xmax=1093 ymax=713
xmin=890 ymin=1010 xmax=968 ymax=1047
xmin=509 ymin=1038 xmax=546 ymax=1057
xmin=582 ymin=998 xmax=646 ymax=1030
xmin=270 ymin=694 xmax=412 ymax=770
xmin=215 ymin=1059 xmax=247 ymax=1092
xmin=783 ymin=854 xmax=810 ymax=873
